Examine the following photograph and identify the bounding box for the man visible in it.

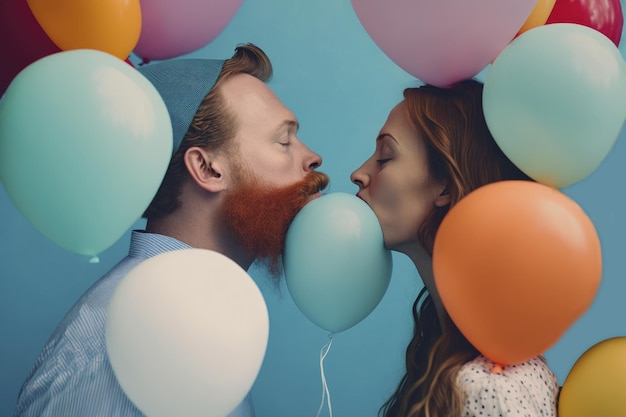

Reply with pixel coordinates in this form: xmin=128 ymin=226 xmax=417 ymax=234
xmin=14 ymin=43 xmax=329 ymax=417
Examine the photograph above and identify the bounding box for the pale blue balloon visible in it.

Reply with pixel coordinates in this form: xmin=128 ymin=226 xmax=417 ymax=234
xmin=483 ymin=23 xmax=626 ymax=189
xmin=0 ymin=49 xmax=172 ymax=259
xmin=284 ymin=192 xmax=393 ymax=334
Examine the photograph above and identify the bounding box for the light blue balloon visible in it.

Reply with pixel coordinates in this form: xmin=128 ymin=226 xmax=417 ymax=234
xmin=284 ymin=192 xmax=393 ymax=333
xmin=0 ymin=49 xmax=172 ymax=259
xmin=483 ymin=23 xmax=626 ymax=189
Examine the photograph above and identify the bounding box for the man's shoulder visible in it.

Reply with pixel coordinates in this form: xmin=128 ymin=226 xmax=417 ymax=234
xmin=14 ymin=257 xmax=146 ymax=417
xmin=80 ymin=256 xmax=146 ymax=306
xmin=54 ymin=256 xmax=149 ymax=348
xmin=23 ymin=256 xmax=146 ymax=380
xmin=29 ymin=295 xmax=110 ymax=377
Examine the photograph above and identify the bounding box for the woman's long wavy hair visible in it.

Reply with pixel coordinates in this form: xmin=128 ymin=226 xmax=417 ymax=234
xmin=380 ymin=79 xmax=532 ymax=417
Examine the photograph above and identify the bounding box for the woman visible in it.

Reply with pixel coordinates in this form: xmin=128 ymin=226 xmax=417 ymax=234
xmin=350 ymin=79 xmax=559 ymax=417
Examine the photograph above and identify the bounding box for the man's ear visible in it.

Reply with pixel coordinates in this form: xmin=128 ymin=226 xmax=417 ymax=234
xmin=434 ymin=185 xmax=451 ymax=208
xmin=183 ymin=147 xmax=226 ymax=192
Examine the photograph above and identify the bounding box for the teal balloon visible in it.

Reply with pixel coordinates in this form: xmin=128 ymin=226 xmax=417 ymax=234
xmin=483 ymin=23 xmax=626 ymax=189
xmin=0 ymin=49 xmax=172 ymax=258
xmin=284 ymin=192 xmax=393 ymax=333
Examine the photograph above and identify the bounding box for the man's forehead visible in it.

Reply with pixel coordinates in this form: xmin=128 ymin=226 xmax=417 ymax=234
xmin=224 ymin=82 xmax=295 ymax=128
xmin=220 ymin=73 xmax=277 ymax=104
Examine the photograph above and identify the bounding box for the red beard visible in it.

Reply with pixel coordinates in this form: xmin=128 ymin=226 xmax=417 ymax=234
xmin=221 ymin=170 xmax=330 ymax=279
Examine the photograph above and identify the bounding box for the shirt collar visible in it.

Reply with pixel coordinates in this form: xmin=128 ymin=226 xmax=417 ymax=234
xmin=128 ymin=230 xmax=192 ymax=259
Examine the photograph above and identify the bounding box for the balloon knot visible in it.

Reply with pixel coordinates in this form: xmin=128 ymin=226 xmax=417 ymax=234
xmin=139 ymin=58 xmax=151 ymax=66
xmin=89 ymin=256 xmax=100 ymax=264
xmin=490 ymin=363 xmax=504 ymax=374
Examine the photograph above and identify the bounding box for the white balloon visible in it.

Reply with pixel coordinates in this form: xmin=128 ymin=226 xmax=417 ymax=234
xmin=106 ymin=248 xmax=269 ymax=417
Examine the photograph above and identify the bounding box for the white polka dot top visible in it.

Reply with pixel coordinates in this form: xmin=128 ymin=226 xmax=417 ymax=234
xmin=457 ymin=355 xmax=559 ymax=417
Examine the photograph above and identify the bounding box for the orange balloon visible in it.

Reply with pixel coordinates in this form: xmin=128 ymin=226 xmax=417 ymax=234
xmin=26 ymin=0 xmax=141 ymax=59
xmin=432 ymin=181 xmax=602 ymax=365
xmin=517 ymin=0 xmax=556 ymax=35
xmin=559 ymin=337 xmax=626 ymax=417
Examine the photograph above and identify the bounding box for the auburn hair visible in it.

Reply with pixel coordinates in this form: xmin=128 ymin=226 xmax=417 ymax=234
xmin=381 ymin=79 xmax=532 ymax=417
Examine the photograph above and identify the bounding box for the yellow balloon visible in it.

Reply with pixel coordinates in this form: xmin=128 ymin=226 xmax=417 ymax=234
xmin=26 ymin=0 xmax=141 ymax=59
xmin=518 ymin=0 xmax=556 ymax=35
xmin=559 ymin=337 xmax=626 ymax=417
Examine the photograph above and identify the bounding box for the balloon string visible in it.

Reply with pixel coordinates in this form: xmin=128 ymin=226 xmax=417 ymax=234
xmin=316 ymin=334 xmax=334 ymax=417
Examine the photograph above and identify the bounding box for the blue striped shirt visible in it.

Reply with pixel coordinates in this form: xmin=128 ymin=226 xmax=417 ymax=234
xmin=14 ymin=231 xmax=255 ymax=417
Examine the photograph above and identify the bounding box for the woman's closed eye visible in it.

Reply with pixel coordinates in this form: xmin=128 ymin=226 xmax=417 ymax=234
xmin=377 ymin=158 xmax=391 ymax=166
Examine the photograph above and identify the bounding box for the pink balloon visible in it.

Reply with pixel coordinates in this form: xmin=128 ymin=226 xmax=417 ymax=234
xmin=351 ymin=0 xmax=538 ymax=87
xmin=134 ymin=0 xmax=243 ymax=62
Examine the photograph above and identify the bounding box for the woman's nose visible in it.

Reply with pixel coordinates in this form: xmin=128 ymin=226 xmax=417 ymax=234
xmin=350 ymin=167 xmax=368 ymax=189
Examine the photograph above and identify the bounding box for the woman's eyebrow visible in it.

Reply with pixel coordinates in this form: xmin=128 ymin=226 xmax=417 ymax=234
xmin=377 ymin=133 xmax=398 ymax=144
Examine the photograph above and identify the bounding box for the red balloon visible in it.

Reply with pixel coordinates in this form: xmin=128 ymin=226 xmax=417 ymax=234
xmin=546 ymin=0 xmax=624 ymax=46
xmin=0 ymin=0 xmax=60 ymax=97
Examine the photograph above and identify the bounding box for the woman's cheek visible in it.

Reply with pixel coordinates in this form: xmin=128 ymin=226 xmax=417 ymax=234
xmin=376 ymin=181 xmax=399 ymax=211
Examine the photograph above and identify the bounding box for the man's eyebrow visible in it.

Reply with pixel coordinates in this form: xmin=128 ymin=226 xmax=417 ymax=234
xmin=278 ymin=119 xmax=299 ymax=132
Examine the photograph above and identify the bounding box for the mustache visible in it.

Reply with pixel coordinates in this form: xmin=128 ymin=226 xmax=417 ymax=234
xmin=295 ymin=171 xmax=330 ymax=196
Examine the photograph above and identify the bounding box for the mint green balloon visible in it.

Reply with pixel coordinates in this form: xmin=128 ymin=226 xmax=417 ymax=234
xmin=483 ymin=23 xmax=626 ymax=189
xmin=284 ymin=192 xmax=393 ymax=333
xmin=0 ymin=50 xmax=172 ymax=258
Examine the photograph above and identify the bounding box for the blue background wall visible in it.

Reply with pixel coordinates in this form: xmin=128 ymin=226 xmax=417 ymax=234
xmin=2 ymin=1 xmax=626 ymax=416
